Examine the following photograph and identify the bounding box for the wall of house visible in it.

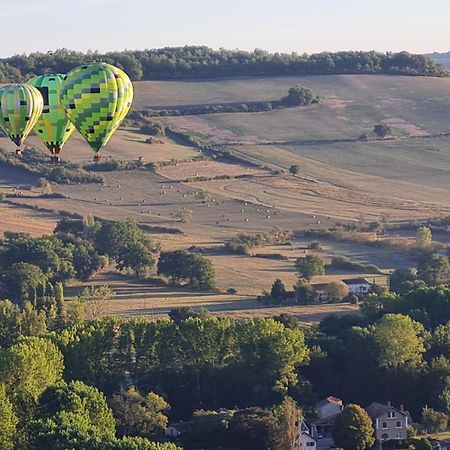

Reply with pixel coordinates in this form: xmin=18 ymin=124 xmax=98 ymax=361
xmin=374 ymin=409 xmax=408 ymax=441
xmin=295 ymin=433 xmax=317 ymax=450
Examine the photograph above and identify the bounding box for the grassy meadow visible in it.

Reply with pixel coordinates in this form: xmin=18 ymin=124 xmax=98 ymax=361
xmin=1 ymin=73 xmax=450 ymax=318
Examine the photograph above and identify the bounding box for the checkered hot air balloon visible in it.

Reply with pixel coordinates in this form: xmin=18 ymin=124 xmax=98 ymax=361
xmin=0 ymin=84 xmax=44 ymax=154
xmin=60 ymin=62 xmax=133 ymax=159
xmin=28 ymin=74 xmax=75 ymax=161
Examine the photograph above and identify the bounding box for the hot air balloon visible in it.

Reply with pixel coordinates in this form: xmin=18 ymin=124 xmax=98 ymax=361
xmin=0 ymin=84 xmax=44 ymax=154
xmin=28 ymin=74 xmax=75 ymax=162
xmin=60 ymin=62 xmax=133 ymax=160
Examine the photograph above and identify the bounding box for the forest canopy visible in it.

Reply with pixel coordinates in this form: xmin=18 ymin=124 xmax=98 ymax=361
xmin=0 ymin=47 xmax=448 ymax=82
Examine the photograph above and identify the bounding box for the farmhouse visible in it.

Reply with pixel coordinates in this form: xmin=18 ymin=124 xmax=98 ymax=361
xmin=316 ymin=396 xmax=343 ymax=419
xmin=365 ymin=401 xmax=411 ymax=442
xmin=308 ymin=396 xmax=344 ymax=438
xmin=342 ymin=278 xmax=371 ymax=297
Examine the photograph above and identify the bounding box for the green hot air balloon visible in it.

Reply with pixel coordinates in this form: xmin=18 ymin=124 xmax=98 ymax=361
xmin=0 ymin=84 xmax=43 ymax=154
xmin=60 ymin=62 xmax=133 ymax=160
xmin=28 ymin=74 xmax=75 ymax=162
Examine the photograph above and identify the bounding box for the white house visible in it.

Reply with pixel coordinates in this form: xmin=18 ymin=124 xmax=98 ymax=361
xmin=295 ymin=431 xmax=317 ymax=450
xmin=342 ymin=278 xmax=371 ymax=297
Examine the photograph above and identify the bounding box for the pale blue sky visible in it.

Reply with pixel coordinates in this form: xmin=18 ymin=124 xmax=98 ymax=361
xmin=2 ymin=0 xmax=450 ymax=57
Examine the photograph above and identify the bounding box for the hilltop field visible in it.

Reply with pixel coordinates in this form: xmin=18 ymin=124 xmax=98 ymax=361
xmin=1 ymin=73 xmax=450 ymax=318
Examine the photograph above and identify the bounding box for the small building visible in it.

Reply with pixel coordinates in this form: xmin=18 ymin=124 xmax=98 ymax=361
xmin=316 ymin=396 xmax=343 ymax=419
xmin=295 ymin=431 xmax=317 ymax=450
xmin=365 ymin=401 xmax=411 ymax=442
xmin=342 ymin=278 xmax=371 ymax=297
xmin=164 ymin=421 xmax=191 ymax=438
xmin=312 ymin=283 xmax=333 ymax=303
xmin=310 ymin=413 xmax=341 ymax=439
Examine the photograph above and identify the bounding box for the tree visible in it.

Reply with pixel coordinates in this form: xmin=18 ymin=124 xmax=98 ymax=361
xmin=390 ymin=268 xmax=416 ymax=294
xmin=294 ymin=278 xmax=317 ymax=304
xmin=228 ymin=407 xmax=284 ymax=450
xmin=416 ymin=226 xmax=432 ymax=247
xmin=0 ymin=337 xmax=64 ymax=420
xmin=271 ymin=279 xmax=287 ymax=303
xmin=325 ymin=281 xmax=349 ymax=299
xmin=414 ymin=438 xmax=433 ymax=450
xmin=417 ymin=254 xmax=450 ymax=286
xmin=0 ymin=384 xmax=18 ymax=450
xmin=2 ymin=262 xmax=48 ymax=305
xmin=289 ymin=165 xmax=300 ymax=175
xmin=236 ymin=318 xmax=309 ymax=394
xmin=332 ymin=404 xmax=375 ymax=450
xmin=117 ymin=242 xmax=154 ymax=277
xmin=30 ymin=381 xmax=116 ymax=450
xmin=158 ymin=251 xmax=215 ymax=289
xmin=371 ymin=314 xmax=425 ymax=369
xmin=78 ymin=285 xmax=114 ymax=321
xmin=273 ymin=397 xmax=302 ymax=449
xmin=422 ymin=407 xmax=449 ymax=433
xmin=373 ymin=124 xmax=392 ymax=138
xmin=281 ymin=85 xmax=318 ymax=106
xmin=110 ymin=386 xmax=170 ymax=438
xmin=96 ymin=220 xmax=155 ymax=276
xmin=295 ymin=255 xmax=325 ymax=281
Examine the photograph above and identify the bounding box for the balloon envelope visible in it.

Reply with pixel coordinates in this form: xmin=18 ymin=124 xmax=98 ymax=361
xmin=60 ymin=62 xmax=133 ymax=154
xmin=28 ymin=74 xmax=75 ymax=155
xmin=0 ymin=84 xmax=43 ymax=147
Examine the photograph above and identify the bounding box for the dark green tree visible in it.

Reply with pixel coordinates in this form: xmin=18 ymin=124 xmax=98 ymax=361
xmin=110 ymin=386 xmax=170 ymax=438
xmin=289 ymin=164 xmax=300 ymax=175
xmin=417 ymin=254 xmax=450 ymax=285
xmin=373 ymin=124 xmax=392 ymax=137
xmin=332 ymin=404 xmax=375 ymax=450
xmin=271 ymin=279 xmax=287 ymax=303
xmin=295 ymin=255 xmax=325 ymax=281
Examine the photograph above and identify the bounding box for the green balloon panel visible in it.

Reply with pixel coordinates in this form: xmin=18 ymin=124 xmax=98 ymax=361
xmin=0 ymin=84 xmax=43 ymax=147
xmin=60 ymin=62 xmax=133 ymax=154
xmin=28 ymin=74 xmax=75 ymax=155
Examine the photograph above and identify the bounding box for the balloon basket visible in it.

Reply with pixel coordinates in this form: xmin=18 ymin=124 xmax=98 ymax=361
xmin=93 ymin=155 xmax=102 ymax=163
xmin=15 ymin=149 xmax=22 ymax=156
xmin=50 ymin=156 xmax=61 ymax=164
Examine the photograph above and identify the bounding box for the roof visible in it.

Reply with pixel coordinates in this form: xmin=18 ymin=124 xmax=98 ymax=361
xmin=342 ymin=278 xmax=370 ymax=285
xmin=299 ymin=431 xmax=317 ymax=442
xmin=365 ymin=402 xmax=410 ymax=420
xmin=316 ymin=396 xmax=343 ymax=408
xmin=311 ymin=412 xmax=341 ymax=426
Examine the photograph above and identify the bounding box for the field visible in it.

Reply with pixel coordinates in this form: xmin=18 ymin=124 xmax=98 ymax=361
xmin=1 ymin=73 xmax=449 ymax=319
xmin=66 ymin=272 xmax=359 ymax=323
xmin=0 ymin=204 xmax=56 ymax=237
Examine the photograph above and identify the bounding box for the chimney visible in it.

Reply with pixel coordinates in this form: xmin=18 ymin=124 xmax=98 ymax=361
xmin=400 ymin=404 xmax=404 ymax=412
xmin=387 ymin=401 xmax=391 ymax=407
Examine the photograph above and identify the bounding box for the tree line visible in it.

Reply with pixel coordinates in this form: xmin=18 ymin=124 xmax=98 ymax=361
xmin=0 ymin=47 xmax=447 ymax=82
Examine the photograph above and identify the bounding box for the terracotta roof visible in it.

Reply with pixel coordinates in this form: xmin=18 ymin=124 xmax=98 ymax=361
xmin=316 ymin=396 xmax=343 ymax=408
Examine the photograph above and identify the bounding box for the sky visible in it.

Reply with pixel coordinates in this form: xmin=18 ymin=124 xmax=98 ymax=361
xmin=1 ymin=0 xmax=450 ymax=57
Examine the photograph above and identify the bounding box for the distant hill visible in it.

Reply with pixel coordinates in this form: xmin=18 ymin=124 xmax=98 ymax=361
xmin=428 ymin=52 xmax=450 ymax=69
xmin=0 ymin=47 xmax=448 ymax=82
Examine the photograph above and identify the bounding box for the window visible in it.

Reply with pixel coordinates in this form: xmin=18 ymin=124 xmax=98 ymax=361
xmin=396 ymin=421 xmax=402 ymax=428
xmin=396 ymin=431 xmax=402 ymax=439
xmin=388 ymin=411 xmax=396 ymax=418
xmin=307 ymin=442 xmax=315 ymax=447
xmin=382 ymin=422 xmax=388 ymax=429
xmin=382 ymin=434 xmax=389 ymax=441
